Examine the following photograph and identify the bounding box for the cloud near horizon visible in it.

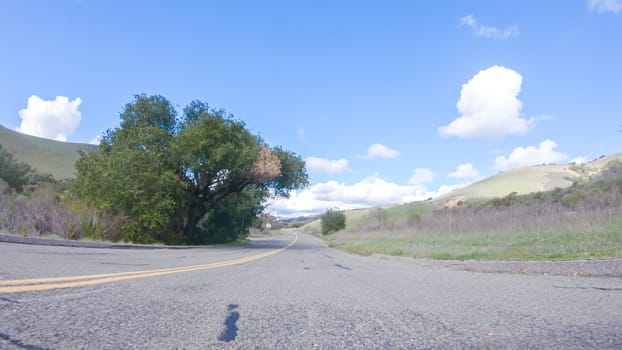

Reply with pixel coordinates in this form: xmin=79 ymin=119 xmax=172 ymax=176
xmin=409 ymin=168 xmax=436 ymax=185
xmin=494 ymin=139 xmax=568 ymax=171
xmin=447 ymin=163 xmax=481 ymax=181
xmin=366 ymin=143 xmax=400 ymax=159
xmin=438 ymin=66 xmax=532 ymax=139
xmin=587 ymin=0 xmax=622 ymax=13
xmin=305 ymin=157 xmax=349 ymax=173
xmin=459 ymin=15 xmax=519 ymax=39
xmin=570 ymin=156 xmax=589 ymax=164
xmin=17 ymin=95 xmax=82 ymax=142
xmin=268 ymin=174 xmax=463 ymax=217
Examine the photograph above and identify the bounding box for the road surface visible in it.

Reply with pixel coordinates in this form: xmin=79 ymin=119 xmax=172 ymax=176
xmin=1 ymin=232 xmax=621 ymax=349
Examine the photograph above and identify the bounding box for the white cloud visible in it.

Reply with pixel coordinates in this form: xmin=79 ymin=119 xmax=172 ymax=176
xmin=587 ymin=0 xmax=622 ymax=13
xmin=438 ymin=66 xmax=532 ymax=139
xmin=17 ymin=95 xmax=82 ymax=142
xmin=459 ymin=15 xmax=519 ymax=39
xmin=447 ymin=163 xmax=481 ymax=181
xmin=366 ymin=143 xmax=400 ymax=159
xmin=494 ymin=139 xmax=568 ymax=171
xmin=268 ymin=174 xmax=453 ymax=217
xmin=409 ymin=168 xmax=436 ymax=185
xmin=534 ymin=114 xmax=555 ymax=122
xmin=570 ymin=156 xmax=589 ymax=164
xmin=305 ymin=157 xmax=349 ymax=174
xmin=89 ymin=135 xmax=101 ymax=145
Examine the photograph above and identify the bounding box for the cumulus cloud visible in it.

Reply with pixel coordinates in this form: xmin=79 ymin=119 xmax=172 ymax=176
xmin=268 ymin=174 xmax=458 ymax=217
xmin=494 ymin=139 xmax=568 ymax=171
xmin=438 ymin=66 xmax=532 ymax=139
xmin=305 ymin=157 xmax=349 ymax=173
xmin=459 ymin=15 xmax=519 ymax=39
xmin=587 ymin=0 xmax=622 ymax=13
xmin=17 ymin=95 xmax=82 ymax=142
xmin=409 ymin=168 xmax=436 ymax=185
xmin=570 ymin=156 xmax=589 ymax=164
xmin=366 ymin=143 xmax=400 ymax=159
xmin=89 ymin=135 xmax=102 ymax=145
xmin=447 ymin=163 xmax=481 ymax=181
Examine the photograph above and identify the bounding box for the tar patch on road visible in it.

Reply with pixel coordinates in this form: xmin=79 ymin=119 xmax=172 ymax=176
xmin=218 ymin=304 xmax=240 ymax=342
xmin=555 ymin=285 xmax=622 ymax=292
xmin=99 ymin=262 xmax=149 ymax=267
xmin=0 ymin=332 xmax=48 ymax=350
xmin=0 ymin=296 xmax=20 ymax=304
xmin=334 ymin=263 xmax=352 ymax=271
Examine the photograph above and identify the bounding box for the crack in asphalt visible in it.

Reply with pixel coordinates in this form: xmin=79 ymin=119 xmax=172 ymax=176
xmin=0 ymin=332 xmax=48 ymax=350
xmin=218 ymin=304 xmax=240 ymax=342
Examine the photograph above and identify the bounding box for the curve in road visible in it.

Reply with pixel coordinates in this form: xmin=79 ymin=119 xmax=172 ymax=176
xmin=0 ymin=234 xmax=297 ymax=294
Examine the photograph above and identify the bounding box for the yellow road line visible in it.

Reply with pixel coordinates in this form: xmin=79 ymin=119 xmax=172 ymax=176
xmin=0 ymin=234 xmax=297 ymax=294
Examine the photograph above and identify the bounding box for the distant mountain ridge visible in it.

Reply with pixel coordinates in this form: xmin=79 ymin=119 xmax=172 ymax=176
xmin=0 ymin=125 xmax=96 ymax=179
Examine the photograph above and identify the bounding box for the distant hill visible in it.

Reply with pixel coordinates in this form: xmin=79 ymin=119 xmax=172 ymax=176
xmin=301 ymin=153 xmax=622 ymax=233
xmin=0 ymin=125 xmax=96 ymax=179
xmin=435 ymin=153 xmax=622 ymax=207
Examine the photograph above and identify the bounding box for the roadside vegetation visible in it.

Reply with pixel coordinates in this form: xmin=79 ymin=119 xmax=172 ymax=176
xmin=0 ymin=95 xmax=308 ymax=245
xmin=320 ymin=208 xmax=346 ymax=235
xmin=308 ymin=161 xmax=622 ymax=260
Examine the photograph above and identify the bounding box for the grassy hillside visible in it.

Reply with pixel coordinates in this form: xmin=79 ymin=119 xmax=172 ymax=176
xmin=0 ymin=125 xmax=95 ymax=179
xmin=321 ymin=162 xmax=622 ymax=260
xmin=304 ymin=154 xmax=622 ymax=260
xmin=435 ymin=153 xmax=622 ymax=206
xmin=302 ymin=202 xmax=431 ymax=235
xmin=303 ymin=155 xmax=622 ymax=234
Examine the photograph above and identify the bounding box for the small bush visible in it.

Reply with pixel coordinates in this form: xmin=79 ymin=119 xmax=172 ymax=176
xmin=321 ymin=208 xmax=346 ymax=235
xmin=366 ymin=208 xmax=389 ymax=231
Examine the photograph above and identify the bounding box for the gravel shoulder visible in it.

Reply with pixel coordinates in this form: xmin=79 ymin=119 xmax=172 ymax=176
xmin=373 ymin=254 xmax=622 ymax=277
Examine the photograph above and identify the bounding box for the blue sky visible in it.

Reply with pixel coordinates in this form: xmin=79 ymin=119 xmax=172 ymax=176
xmin=1 ymin=1 xmax=621 ymax=216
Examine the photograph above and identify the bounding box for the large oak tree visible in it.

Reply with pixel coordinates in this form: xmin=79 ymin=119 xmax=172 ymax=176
xmin=74 ymin=94 xmax=307 ymax=244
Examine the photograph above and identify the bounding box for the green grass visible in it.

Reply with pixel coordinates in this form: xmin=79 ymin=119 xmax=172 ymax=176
xmin=323 ymin=222 xmax=622 ymax=261
xmin=0 ymin=125 xmax=95 ymax=179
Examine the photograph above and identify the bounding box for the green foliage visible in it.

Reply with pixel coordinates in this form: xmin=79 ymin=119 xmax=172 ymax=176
xmin=0 ymin=144 xmax=32 ymax=192
xmin=488 ymin=191 xmax=518 ymax=208
xmin=74 ymin=94 xmax=308 ymax=244
xmin=321 ymin=208 xmax=346 ymax=235
xmin=269 ymin=147 xmax=309 ymax=197
xmin=197 ymin=187 xmax=266 ymax=244
xmin=74 ymin=95 xmax=181 ymax=243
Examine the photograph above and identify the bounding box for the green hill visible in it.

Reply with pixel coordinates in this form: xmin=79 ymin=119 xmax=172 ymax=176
xmin=0 ymin=125 xmax=96 ymax=179
xmin=435 ymin=153 xmax=622 ymax=207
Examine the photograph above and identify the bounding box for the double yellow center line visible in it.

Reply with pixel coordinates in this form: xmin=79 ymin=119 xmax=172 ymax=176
xmin=0 ymin=234 xmax=297 ymax=294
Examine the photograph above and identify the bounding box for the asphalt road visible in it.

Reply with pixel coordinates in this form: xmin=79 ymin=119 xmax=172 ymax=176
xmin=1 ymin=231 xmax=621 ymax=349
